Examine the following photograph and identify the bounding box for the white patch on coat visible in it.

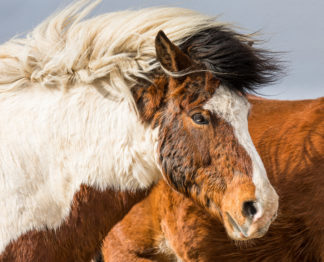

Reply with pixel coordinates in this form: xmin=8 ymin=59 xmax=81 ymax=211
xmin=203 ymin=85 xmax=278 ymax=222
xmin=0 ymin=85 xmax=161 ymax=252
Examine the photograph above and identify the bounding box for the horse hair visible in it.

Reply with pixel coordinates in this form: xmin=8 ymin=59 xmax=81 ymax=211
xmin=179 ymin=26 xmax=282 ymax=94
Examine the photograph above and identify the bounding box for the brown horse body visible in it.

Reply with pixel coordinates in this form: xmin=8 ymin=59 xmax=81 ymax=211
xmin=103 ymin=96 xmax=324 ymax=262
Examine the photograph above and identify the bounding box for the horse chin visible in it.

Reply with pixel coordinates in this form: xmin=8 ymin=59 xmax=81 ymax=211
xmin=223 ymin=212 xmax=250 ymax=240
xmin=223 ymin=211 xmax=275 ymax=241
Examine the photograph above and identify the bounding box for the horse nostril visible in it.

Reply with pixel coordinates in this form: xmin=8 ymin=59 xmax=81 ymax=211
xmin=242 ymin=201 xmax=257 ymax=218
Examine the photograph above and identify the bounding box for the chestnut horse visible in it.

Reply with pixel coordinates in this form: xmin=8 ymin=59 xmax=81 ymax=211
xmin=102 ymin=96 xmax=324 ymax=262
xmin=0 ymin=1 xmax=280 ymax=261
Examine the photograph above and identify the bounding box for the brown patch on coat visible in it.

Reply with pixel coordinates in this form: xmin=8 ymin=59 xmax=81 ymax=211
xmin=132 ymin=76 xmax=168 ymax=122
xmin=0 ymin=185 xmax=149 ymax=262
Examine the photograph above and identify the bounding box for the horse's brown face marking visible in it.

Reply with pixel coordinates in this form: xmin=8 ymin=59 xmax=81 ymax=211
xmin=156 ymin=74 xmax=253 ymax=219
xmin=132 ymin=30 xmax=278 ymax=240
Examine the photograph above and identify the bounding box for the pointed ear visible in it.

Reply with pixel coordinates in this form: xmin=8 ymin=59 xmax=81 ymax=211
xmin=155 ymin=30 xmax=193 ymax=72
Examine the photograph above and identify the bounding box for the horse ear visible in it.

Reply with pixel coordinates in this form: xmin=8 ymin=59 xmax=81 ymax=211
xmin=155 ymin=30 xmax=193 ymax=72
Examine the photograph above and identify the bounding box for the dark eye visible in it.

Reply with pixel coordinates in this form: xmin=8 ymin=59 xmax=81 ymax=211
xmin=191 ymin=113 xmax=209 ymax=125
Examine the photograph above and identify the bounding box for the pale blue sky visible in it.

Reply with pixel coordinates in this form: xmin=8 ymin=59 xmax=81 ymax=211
xmin=0 ymin=0 xmax=323 ymax=100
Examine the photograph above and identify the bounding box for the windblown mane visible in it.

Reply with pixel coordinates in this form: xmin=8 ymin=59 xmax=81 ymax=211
xmin=179 ymin=27 xmax=281 ymax=93
xmin=0 ymin=0 xmax=280 ymax=100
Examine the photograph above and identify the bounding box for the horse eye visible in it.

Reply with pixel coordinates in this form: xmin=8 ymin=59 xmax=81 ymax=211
xmin=191 ymin=113 xmax=209 ymax=125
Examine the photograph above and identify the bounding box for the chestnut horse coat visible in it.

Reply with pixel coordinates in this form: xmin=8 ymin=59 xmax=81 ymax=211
xmin=103 ymin=96 xmax=324 ymax=262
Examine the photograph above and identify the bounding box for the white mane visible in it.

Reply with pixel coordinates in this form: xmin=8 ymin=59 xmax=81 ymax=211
xmin=0 ymin=0 xmax=222 ymax=101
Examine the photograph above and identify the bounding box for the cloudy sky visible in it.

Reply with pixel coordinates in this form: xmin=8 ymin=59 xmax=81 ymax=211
xmin=0 ymin=0 xmax=323 ymax=100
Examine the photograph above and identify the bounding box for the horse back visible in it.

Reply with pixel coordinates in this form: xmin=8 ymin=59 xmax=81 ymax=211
xmin=249 ymin=96 xmax=324 ymax=177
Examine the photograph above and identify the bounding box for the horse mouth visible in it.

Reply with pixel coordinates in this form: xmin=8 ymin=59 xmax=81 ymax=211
xmin=226 ymin=212 xmax=249 ymax=238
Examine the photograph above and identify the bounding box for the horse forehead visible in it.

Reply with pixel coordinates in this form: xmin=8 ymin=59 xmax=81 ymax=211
xmin=203 ymin=85 xmax=250 ymax=124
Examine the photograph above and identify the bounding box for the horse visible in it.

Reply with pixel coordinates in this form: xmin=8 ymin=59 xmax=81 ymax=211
xmin=102 ymin=95 xmax=324 ymax=262
xmin=0 ymin=1 xmax=281 ymax=261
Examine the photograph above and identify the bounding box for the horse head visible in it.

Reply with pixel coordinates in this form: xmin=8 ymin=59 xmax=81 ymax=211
xmin=133 ymin=30 xmax=279 ymax=240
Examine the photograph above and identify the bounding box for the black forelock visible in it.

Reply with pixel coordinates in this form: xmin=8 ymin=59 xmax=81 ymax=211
xmin=179 ymin=26 xmax=283 ymax=94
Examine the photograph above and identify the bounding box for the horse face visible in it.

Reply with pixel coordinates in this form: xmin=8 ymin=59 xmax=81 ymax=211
xmin=154 ymin=31 xmax=278 ymax=240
